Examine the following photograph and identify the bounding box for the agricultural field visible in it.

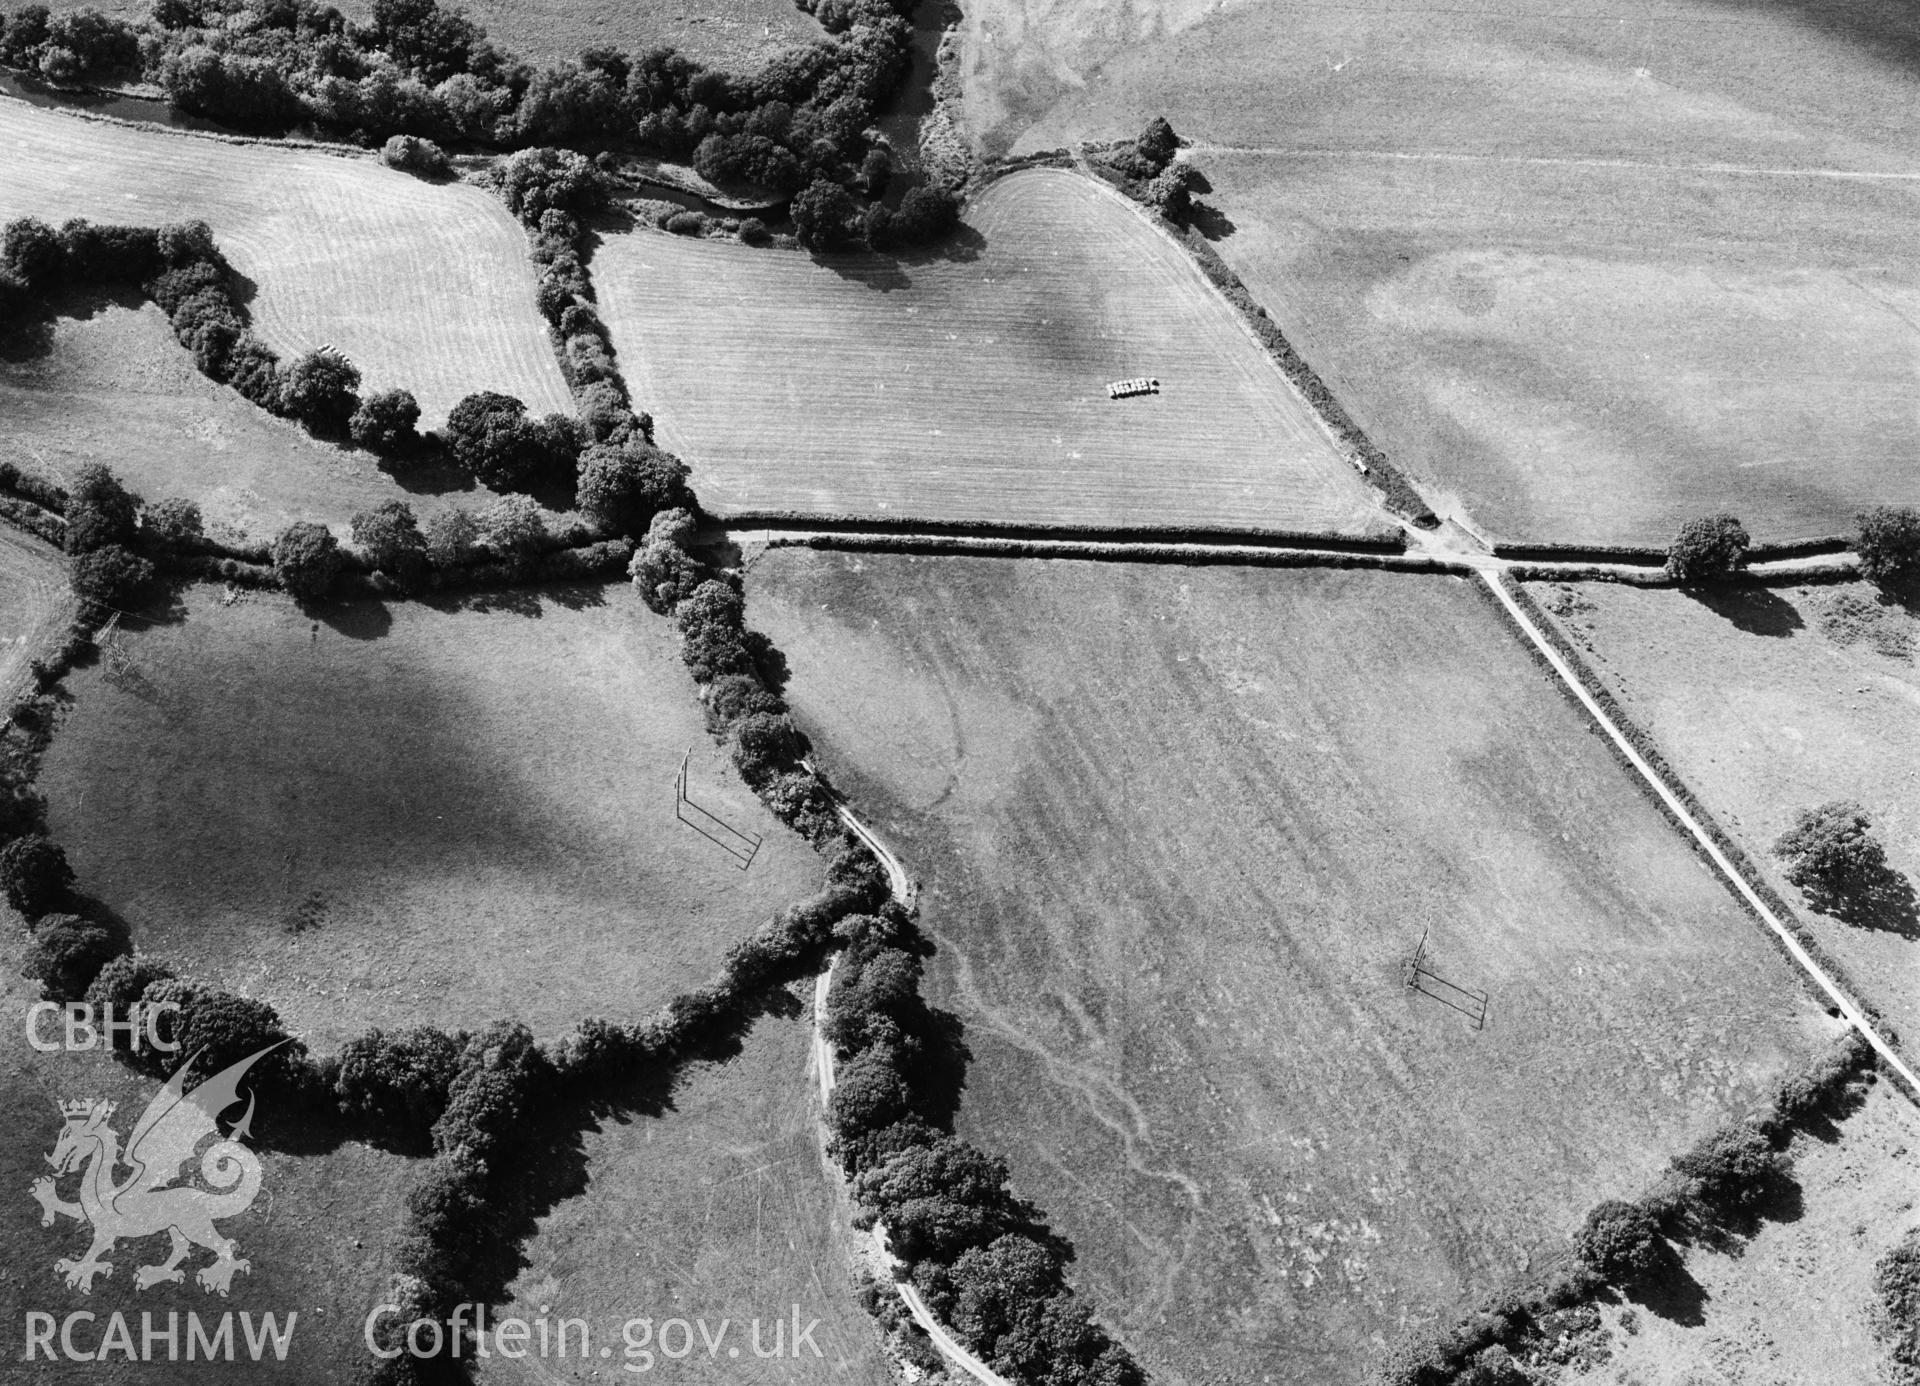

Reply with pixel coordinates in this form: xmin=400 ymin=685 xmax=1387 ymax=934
xmin=0 ymin=96 xmax=573 ymax=427
xmin=359 ymin=0 xmax=825 ymax=69
xmin=950 ymin=0 xmax=1920 ymax=545
xmin=481 ymin=1009 xmax=891 ymax=1386
xmin=0 ymin=926 xmax=418 ymax=1384
xmin=36 ymin=582 xmax=822 ymax=1052
xmin=1568 ymin=1079 xmax=1920 ymax=1386
xmin=0 ymin=525 xmax=68 ymax=705
xmin=595 ymin=168 xmax=1381 ymax=534
xmin=1530 ymin=578 xmax=1920 ymax=1052
xmin=27 ymin=0 xmax=822 ymax=68
xmin=750 ymin=550 xmax=1833 ymax=1384
xmin=2 ymin=290 xmax=515 ymax=541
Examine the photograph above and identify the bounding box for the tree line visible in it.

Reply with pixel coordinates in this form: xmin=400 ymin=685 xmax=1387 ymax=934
xmin=0 ymin=0 xmax=960 ymax=245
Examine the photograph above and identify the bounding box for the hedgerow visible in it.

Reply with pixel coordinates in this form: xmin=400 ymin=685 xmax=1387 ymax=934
xmin=1489 ymin=574 xmax=1892 ymax=1032
xmin=1370 ymin=1032 xmax=1875 ymax=1385
xmin=1 ymin=215 xmax=435 ymax=451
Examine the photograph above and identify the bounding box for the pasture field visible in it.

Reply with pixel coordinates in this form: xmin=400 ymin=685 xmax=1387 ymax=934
xmin=355 ymin=0 xmax=825 ymax=69
xmin=0 ymin=525 xmax=69 ymax=704
xmin=2 ymin=292 xmax=517 ymax=540
xmin=479 ymin=1008 xmax=890 ymax=1386
xmin=749 ymin=550 xmax=1832 ymax=1385
xmin=36 ymin=582 xmax=821 ymax=1052
xmin=0 ymin=96 xmax=573 ymax=427
xmin=1531 ymin=578 xmax=1920 ymax=1053
xmin=0 ymin=929 xmax=417 ymax=1384
xmin=950 ymin=0 xmax=1920 ymax=545
xmin=1569 ymin=1079 xmax=1920 ymax=1386
xmin=594 ymin=168 xmax=1380 ymax=533
xmin=29 ymin=0 xmax=821 ymax=68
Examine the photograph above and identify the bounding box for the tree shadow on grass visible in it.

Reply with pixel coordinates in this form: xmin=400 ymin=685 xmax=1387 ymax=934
xmin=1605 ymin=1243 xmax=1709 ymax=1327
xmin=1683 ymin=581 xmax=1805 ymax=636
xmin=227 ymin=267 xmax=259 ymax=313
xmin=378 ymin=444 xmax=480 ymax=499
xmin=1703 ymin=0 xmax=1920 ymax=74
xmin=314 ymin=598 xmax=394 ymax=642
xmin=1817 ymin=868 xmax=1920 ymax=939
xmin=817 ymin=249 xmax=913 ymax=293
xmin=894 ymin=222 xmax=987 ymax=267
xmin=817 ymin=222 xmax=990 ymax=292
xmin=1189 ymin=200 xmax=1237 ymax=241
xmin=430 ymin=581 xmax=609 ymax=620
xmin=0 ymin=282 xmax=149 ymax=363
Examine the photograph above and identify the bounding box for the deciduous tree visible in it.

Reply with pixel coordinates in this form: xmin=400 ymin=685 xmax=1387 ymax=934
xmin=1574 ymin=1199 xmax=1663 ymax=1282
xmin=0 ymin=833 xmax=73 ymax=917
xmin=1664 ymin=513 xmax=1750 ymax=584
xmin=350 ymin=500 xmax=428 ymax=583
xmin=279 ymin=349 xmax=363 ymax=433
xmin=64 ymin=463 xmax=139 ymax=554
xmin=271 ymin=520 xmax=344 ymax=601
xmin=1857 ymin=505 xmax=1920 ymax=588
xmin=1773 ymin=799 xmax=1899 ymax=917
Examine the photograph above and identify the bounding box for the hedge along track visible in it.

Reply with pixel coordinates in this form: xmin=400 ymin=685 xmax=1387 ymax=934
xmin=1479 ymin=568 xmax=1920 ymax=1100
xmin=807 ymin=801 xmax=1015 ymax=1386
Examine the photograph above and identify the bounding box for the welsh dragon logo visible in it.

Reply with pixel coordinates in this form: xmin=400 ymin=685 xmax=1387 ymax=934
xmin=29 ymin=1043 xmax=282 ymax=1296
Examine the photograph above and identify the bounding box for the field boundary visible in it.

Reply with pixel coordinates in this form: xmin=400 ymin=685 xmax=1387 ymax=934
xmin=1491 ymin=536 xmax=1852 ymax=566
xmin=808 ymin=806 xmax=1015 ymax=1386
xmin=0 ymin=86 xmax=373 ymax=160
xmin=1052 ymin=153 xmax=1435 ymax=525
xmin=762 ymin=531 xmax=1474 ymax=571
xmin=1480 ymin=570 xmax=1918 ymax=1097
xmin=715 ymin=511 xmax=1405 ymax=552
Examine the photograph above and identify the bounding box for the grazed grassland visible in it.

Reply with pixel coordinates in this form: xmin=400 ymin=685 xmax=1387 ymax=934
xmin=751 ymin=550 xmax=1830 ymax=1385
xmin=0 ymin=526 xmax=69 ymax=704
xmin=36 ymin=583 xmax=821 ymax=1051
xmin=0 ymin=929 xmax=417 ymax=1384
xmin=595 ymin=169 xmax=1379 ymax=533
xmin=2 ymin=294 xmax=515 ymax=540
xmin=950 ymin=0 xmax=1920 ymax=544
xmin=480 ymin=1010 xmax=891 ymax=1386
xmin=1568 ymin=1080 xmax=1920 ymax=1386
xmin=1533 ymin=578 xmax=1920 ymax=1051
xmin=0 ymin=96 xmax=573 ymax=426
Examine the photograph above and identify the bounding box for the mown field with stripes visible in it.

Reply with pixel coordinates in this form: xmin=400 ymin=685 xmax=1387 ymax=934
xmin=596 ymin=169 xmax=1381 ymax=534
xmin=0 ymin=96 xmax=572 ymax=426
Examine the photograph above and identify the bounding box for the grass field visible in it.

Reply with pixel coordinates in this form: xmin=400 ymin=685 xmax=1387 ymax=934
xmin=31 ymin=0 xmax=823 ymax=69
xmin=949 ymin=0 xmax=1920 ymax=545
xmin=594 ymin=168 xmax=1380 ymax=533
xmin=1531 ymin=578 xmax=1920 ymax=1056
xmin=2 ymin=292 xmax=520 ymax=541
xmin=36 ymin=582 xmax=821 ymax=1053
xmin=0 ymin=525 xmax=69 ymax=705
xmin=749 ymin=550 xmax=1831 ymax=1384
xmin=349 ymin=0 xmax=825 ymax=69
xmin=1568 ymin=1079 xmax=1920 ymax=1386
xmin=0 ymin=96 xmax=573 ymax=427
xmin=479 ymin=1007 xmax=891 ymax=1386
xmin=0 ymin=926 xmax=418 ymax=1383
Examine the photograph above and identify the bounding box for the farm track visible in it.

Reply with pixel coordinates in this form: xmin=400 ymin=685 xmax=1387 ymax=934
xmin=807 ymin=802 xmax=1012 ymax=1386
xmin=0 ymin=96 xmax=572 ymax=425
